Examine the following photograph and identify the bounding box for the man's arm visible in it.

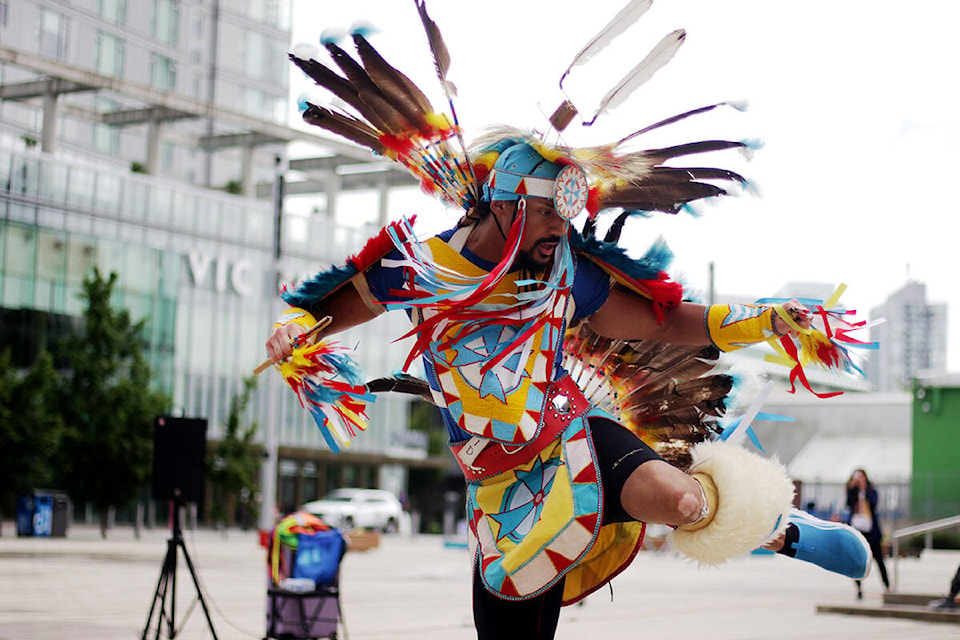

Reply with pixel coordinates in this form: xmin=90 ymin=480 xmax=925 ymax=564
xmin=587 ymin=284 xmax=808 ymax=347
xmin=587 ymin=284 xmax=711 ymax=345
xmin=265 ymin=282 xmax=379 ymax=363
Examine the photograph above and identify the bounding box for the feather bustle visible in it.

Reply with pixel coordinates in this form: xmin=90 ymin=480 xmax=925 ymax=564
xmin=302 ymin=103 xmax=385 ymax=153
xmin=600 ymin=183 xmax=727 ymax=213
xmin=618 ymin=102 xmax=737 ymax=145
xmin=365 ymin=374 xmax=434 ymax=402
xmin=290 ymin=54 xmax=394 ymax=133
xmin=563 ymin=323 xmax=731 ymax=470
xmin=352 ymin=33 xmax=435 ymax=133
xmin=290 ymin=54 xmax=360 ymax=104
xmin=324 ymin=41 xmax=415 ymax=135
xmin=415 ymin=0 xmax=450 ymax=79
xmin=645 ymin=140 xmax=748 ymax=161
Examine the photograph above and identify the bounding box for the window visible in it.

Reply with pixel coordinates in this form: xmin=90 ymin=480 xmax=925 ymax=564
xmin=246 ymin=0 xmax=265 ymax=21
xmin=241 ymin=86 xmax=262 ymax=117
xmin=244 ymin=31 xmax=265 ymax=81
xmin=3 ymin=225 xmax=36 ymax=278
xmin=264 ymin=0 xmax=291 ymax=29
xmin=93 ymin=97 xmax=121 ymax=154
xmin=120 ymin=244 xmax=158 ymax=295
xmin=190 ymin=72 xmax=202 ymax=99
xmin=267 ymin=94 xmax=287 ymax=123
xmin=153 ymin=0 xmax=179 ymax=46
xmin=98 ymin=0 xmax=127 ymax=24
xmin=66 ymin=239 xmax=97 ymax=286
xmin=150 ymin=53 xmax=177 ymax=90
xmin=267 ymin=39 xmax=288 ymax=88
xmin=38 ymin=9 xmax=67 ymax=60
xmin=161 ymin=141 xmax=175 ymax=173
xmin=96 ymin=31 xmax=125 ymax=77
xmin=36 ymin=231 xmax=66 ymax=281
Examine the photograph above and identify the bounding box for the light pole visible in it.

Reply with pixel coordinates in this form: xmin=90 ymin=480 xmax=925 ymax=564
xmin=259 ymin=155 xmax=286 ymax=534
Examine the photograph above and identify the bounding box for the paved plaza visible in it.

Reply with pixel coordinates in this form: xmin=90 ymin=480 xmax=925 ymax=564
xmin=0 ymin=523 xmax=957 ymax=640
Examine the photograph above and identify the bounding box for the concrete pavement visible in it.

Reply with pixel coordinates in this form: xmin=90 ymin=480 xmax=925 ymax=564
xmin=1 ymin=523 xmax=958 ymax=640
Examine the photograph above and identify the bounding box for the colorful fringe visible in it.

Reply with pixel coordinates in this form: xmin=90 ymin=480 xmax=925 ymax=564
xmin=380 ymin=216 xmax=575 ymax=374
xmin=755 ymin=284 xmax=879 ymax=398
xmin=277 ymin=339 xmax=375 ymax=453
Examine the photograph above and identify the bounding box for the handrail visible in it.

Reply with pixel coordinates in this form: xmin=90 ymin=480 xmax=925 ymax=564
xmin=891 ymin=514 xmax=960 ymax=591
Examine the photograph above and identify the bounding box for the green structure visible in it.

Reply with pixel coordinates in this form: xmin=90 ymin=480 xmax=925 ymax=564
xmin=912 ymin=375 xmax=960 ymax=520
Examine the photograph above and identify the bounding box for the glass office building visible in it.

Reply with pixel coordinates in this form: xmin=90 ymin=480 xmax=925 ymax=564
xmin=0 ymin=142 xmax=433 ymax=518
xmin=1 ymin=0 xmax=444 ymax=526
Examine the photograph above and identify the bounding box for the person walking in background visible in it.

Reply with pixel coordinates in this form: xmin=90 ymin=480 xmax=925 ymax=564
xmin=846 ymin=468 xmax=891 ymax=599
xmin=927 ymin=562 xmax=960 ymax=609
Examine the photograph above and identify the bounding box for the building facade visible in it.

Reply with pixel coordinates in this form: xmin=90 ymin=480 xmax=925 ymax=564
xmin=0 ymin=0 xmax=292 ymax=188
xmin=866 ymin=281 xmax=948 ymax=392
xmin=0 ymin=0 xmax=446 ymax=529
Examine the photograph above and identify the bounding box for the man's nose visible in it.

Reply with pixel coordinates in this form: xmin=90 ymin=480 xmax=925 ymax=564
xmin=549 ymin=211 xmax=569 ymax=231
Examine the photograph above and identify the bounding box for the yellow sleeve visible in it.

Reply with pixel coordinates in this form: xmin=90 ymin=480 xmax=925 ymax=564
xmin=705 ymin=304 xmax=779 ymax=352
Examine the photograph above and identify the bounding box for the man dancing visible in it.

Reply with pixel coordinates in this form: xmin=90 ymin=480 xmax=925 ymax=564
xmin=266 ymin=141 xmax=872 ymax=638
xmin=266 ymin=6 xmax=874 ymax=638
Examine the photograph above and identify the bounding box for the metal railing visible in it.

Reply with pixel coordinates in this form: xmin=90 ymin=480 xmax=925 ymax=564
xmin=891 ymin=514 xmax=960 ymax=590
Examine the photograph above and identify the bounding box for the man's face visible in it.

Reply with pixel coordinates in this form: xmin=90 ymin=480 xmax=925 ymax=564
xmin=512 ymin=197 xmax=569 ymax=270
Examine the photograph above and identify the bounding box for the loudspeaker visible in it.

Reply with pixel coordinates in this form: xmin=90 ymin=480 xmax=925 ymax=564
xmin=152 ymin=416 xmax=207 ymax=503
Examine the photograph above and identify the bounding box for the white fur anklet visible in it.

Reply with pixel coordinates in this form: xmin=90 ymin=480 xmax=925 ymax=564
xmin=668 ymin=440 xmax=794 ymax=566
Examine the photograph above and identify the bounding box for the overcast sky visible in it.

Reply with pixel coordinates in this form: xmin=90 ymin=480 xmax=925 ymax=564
xmin=288 ymin=0 xmax=960 ymax=370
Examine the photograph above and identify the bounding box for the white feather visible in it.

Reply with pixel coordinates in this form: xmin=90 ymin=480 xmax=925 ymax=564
xmin=592 ymin=29 xmax=686 ymax=119
xmin=561 ymin=0 xmax=655 ymax=81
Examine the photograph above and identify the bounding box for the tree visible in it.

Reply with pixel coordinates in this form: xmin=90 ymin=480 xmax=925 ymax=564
xmin=207 ymin=374 xmax=262 ymax=531
xmin=0 ymin=349 xmax=64 ymax=535
xmin=55 ymin=268 xmax=169 ymax=538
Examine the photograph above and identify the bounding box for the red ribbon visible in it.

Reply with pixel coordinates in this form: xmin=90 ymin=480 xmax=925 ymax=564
xmin=778 ymin=335 xmax=843 ymax=399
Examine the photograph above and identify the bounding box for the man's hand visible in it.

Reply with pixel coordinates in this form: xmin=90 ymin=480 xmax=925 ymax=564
xmin=773 ymin=299 xmax=811 ymax=337
xmin=265 ymin=322 xmax=307 ymax=364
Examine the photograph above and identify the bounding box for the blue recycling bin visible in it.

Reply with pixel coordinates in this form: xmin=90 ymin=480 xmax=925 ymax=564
xmin=32 ymin=494 xmax=54 ymax=537
xmin=15 ymin=495 xmax=35 ymax=537
xmin=15 ymin=492 xmax=64 ymax=537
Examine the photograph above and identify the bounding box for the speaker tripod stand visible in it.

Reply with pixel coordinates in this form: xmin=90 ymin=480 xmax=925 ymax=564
xmin=142 ymin=495 xmax=219 ymax=639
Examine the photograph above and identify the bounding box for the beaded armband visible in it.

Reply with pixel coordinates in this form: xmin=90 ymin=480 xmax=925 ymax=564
xmin=705 ymin=304 xmax=780 ymax=352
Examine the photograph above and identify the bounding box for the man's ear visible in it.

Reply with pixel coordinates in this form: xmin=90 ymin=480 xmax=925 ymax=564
xmin=489 ymin=200 xmax=516 ymax=219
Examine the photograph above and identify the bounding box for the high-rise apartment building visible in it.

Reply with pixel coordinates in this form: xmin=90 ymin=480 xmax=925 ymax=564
xmin=866 ymin=281 xmax=948 ymax=391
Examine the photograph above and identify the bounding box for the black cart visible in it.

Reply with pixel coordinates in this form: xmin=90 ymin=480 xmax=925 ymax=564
xmin=264 ymin=515 xmax=347 ymax=640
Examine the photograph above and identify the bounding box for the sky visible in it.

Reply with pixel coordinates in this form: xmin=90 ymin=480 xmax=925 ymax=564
xmin=287 ymin=0 xmax=960 ymax=370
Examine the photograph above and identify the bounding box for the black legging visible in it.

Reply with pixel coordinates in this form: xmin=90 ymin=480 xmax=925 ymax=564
xmin=855 ymin=537 xmax=890 ymax=590
xmin=471 ymin=418 xmax=663 ymax=639
xmin=473 ymin=560 xmax=565 ymax=640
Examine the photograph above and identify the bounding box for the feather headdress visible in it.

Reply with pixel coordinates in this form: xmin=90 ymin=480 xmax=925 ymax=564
xmin=290 ymin=2 xmax=754 ymax=224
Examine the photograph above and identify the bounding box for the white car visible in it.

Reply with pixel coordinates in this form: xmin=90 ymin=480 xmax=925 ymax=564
xmin=301 ymin=488 xmax=404 ymax=533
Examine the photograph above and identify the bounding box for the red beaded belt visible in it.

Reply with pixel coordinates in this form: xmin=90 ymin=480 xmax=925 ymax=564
xmin=450 ymin=374 xmax=590 ymax=482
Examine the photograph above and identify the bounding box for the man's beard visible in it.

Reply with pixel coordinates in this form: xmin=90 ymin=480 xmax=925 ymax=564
xmin=514 ymin=236 xmax=562 ymax=272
